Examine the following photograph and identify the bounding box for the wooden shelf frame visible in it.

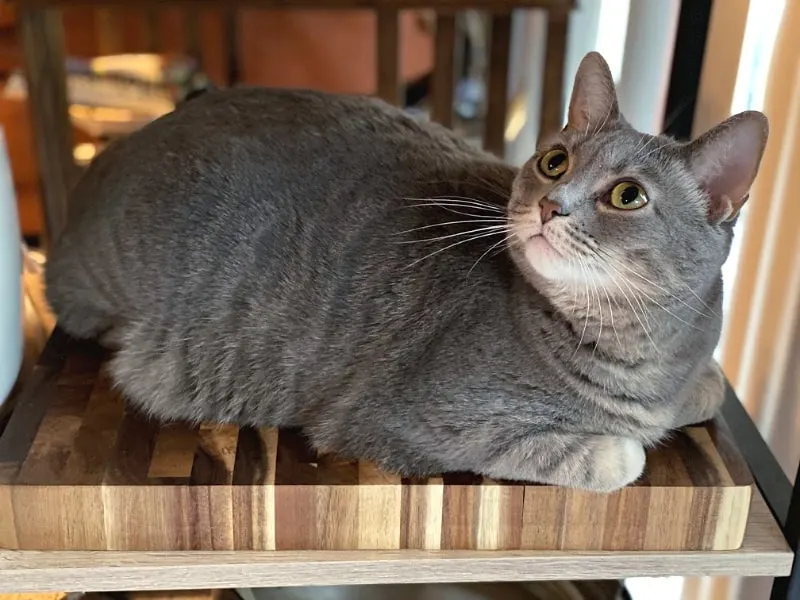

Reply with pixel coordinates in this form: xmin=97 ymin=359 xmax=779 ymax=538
xmin=0 ymin=490 xmax=791 ymax=593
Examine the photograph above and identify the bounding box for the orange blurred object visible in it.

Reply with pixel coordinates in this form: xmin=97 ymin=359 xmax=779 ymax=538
xmin=238 ymin=10 xmax=433 ymax=94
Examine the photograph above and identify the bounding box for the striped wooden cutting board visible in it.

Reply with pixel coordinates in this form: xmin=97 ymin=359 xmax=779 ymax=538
xmin=0 ymin=329 xmax=753 ymax=552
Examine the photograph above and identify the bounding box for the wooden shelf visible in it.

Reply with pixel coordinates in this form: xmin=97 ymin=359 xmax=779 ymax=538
xmin=0 ymin=490 xmax=791 ymax=593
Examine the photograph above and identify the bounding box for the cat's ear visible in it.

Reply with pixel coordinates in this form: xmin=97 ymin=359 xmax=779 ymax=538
xmin=686 ymin=111 xmax=769 ymax=224
xmin=566 ymin=52 xmax=620 ymax=133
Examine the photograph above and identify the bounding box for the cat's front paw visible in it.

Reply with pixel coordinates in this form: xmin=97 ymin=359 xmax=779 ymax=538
xmin=584 ymin=436 xmax=646 ymax=492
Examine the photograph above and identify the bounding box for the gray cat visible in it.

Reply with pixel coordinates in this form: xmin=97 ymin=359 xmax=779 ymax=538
xmin=45 ymin=52 xmax=768 ymax=491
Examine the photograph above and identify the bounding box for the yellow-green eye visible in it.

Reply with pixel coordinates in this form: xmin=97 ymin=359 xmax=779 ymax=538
xmin=610 ymin=182 xmax=648 ymax=210
xmin=538 ymin=149 xmax=569 ymax=179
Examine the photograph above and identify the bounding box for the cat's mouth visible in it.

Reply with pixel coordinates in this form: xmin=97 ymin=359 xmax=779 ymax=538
xmin=527 ymin=233 xmax=562 ymax=258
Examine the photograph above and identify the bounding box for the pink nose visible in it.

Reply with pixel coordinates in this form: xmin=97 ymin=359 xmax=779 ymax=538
xmin=541 ymin=199 xmax=567 ymax=224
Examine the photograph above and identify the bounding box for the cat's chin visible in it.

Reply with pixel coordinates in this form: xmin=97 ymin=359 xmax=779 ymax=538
xmin=524 ymin=235 xmax=567 ymax=281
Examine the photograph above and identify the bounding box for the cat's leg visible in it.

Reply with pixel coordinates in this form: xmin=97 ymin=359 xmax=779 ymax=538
xmin=480 ymin=432 xmax=646 ymax=492
xmin=672 ymin=361 xmax=726 ymax=429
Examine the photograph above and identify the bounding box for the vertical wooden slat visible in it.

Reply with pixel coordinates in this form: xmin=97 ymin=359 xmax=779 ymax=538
xmin=431 ymin=12 xmax=457 ymax=127
xmin=145 ymin=7 xmax=159 ymax=53
xmin=199 ymin=9 xmax=229 ymax=87
xmin=18 ymin=6 xmax=76 ymax=245
xmin=94 ymin=8 xmax=122 ymax=55
xmin=224 ymin=9 xmax=239 ymax=86
xmin=185 ymin=9 xmax=201 ymax=65
xmin=376 ymin=7 xmax=400 ymax=105
xmin=484 ymin=12 xmax=512 ymax=157
xmin=539 ymin=8 xmax=569 ymax=141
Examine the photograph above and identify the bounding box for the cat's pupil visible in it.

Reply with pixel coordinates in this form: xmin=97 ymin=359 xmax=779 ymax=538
xmin=548 ymin=154 xmax=566 ymax=171
xmin=621 ymin=186 xmax=639 ymax=204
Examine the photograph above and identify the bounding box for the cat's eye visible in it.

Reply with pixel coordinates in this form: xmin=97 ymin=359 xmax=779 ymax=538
xmin=538 ymin=149 xmax=569 ymax=179
xmin=610 ymin=182 xmax=648 ymax=210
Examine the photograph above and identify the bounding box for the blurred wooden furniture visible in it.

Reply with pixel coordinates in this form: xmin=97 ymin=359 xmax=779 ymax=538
xmin=16 ymin=0 xmax=573 ymax=244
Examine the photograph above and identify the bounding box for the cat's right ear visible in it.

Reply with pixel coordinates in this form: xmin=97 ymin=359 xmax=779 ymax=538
xmin=566 ymin=52 xmax=620 ymax=133
xmin=686 ymin=111 xmax=769 ymax=224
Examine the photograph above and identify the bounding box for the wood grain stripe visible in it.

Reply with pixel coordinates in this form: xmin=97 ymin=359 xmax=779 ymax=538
xmin=602 ymin=487 xmax=650 ymax=550
xmin=16 ymin=382 xmax=93 ymax=485
xmin=561 ymin=490 xmax=609 ymax=550
xmin=442 ymin=473 xmax=481 ymax=549
xmin=191 ymin=424 xmax=239 ymax=485
xmin=401 ymin=477 xmax=444 ymax=550
xmin=357 ymin=462 xmax=402 ymax=549
xmin=104 ymin=409 xmax=161 ymax=485
xmin=520 ymin=487 xmax=566 ymax=549
xmin=148 ymin=423 xmax=198 ymax=479
xmin=685 ymin=426 xmax=735 ymax=486
xmin=60 ymin=371 xmax=125 ymax=485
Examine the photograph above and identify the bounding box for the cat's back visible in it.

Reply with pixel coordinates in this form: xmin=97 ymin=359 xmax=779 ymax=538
xmin=45 ymin=86 xmax=497 ymax=337
xmin=67 ymin=86 xmax=474 ymax=221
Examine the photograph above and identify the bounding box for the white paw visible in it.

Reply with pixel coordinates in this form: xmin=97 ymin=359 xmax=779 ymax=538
xmin=589 ymin=436 xmax=646 ymax=492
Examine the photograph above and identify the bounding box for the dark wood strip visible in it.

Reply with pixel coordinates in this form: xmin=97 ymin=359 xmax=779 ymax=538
xmin=274 ymin=428 xmax=358 ymax=485
xmin=232 ymin=426 xmax=270 ymax=486
xmin=35 ymin=328 xmax=73 ymax=369
xmin=400 ymin=479 xmax=413 ymax=548
xmin=431 ymin=12 xmax=456 ymax=127
xmin=60 ymin=370 xmax=125 ymax=485
xmin=538 ymin=7 xmax=569 ymax=142
xmin=441 ymin=477 xmax=479 ymax=549
xmin=145 ymin=7 xmax=159 ymax=52
xmin=685 ymin=487 xmax=717 ymax=549
xmin=707 ymin=417 xmax=754 ymax=485
xmin=0 ymin=332 xmax=69 ymax=481
xmin=671 ymin=429 xmax=723 ymax=487
xmin=602 ymin=487 xmax=650 ymax=550
xmin=376 ymin=7 xmax=400 ymax=105
xmin=484 ymin=12 xmax=512 ymax=157
xmin=520 ymin=486 xmax=566 ymax=549
xmin=185 ymin=484 xmax=236 ymax=550
xmin=191 ymin=424 xmax=239 ymax=485
xmin=185 ymin=8 xmax=201 ymax=63
xmin=199 ymin=9 xmax=229 ymax=87
xmin=15 ymin=381 xmax=93 ymax=485
xmin=58 ymin=341 xmax=104 ymax=387
xmin=274 ymin=484 xmax=316 ymax=550
xmin=644 ymin=436 xmax=694 ymax=487
xmin=103 ymin=406 xmax=161 ymax=485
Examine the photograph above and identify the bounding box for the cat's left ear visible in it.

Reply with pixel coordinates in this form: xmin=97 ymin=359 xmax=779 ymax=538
xmin=686 ymin=111 xmax=769 ymax=224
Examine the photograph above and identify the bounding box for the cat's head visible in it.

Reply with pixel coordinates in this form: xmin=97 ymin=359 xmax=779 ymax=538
xmin=508 ymin=52 xmax=768 ymax=312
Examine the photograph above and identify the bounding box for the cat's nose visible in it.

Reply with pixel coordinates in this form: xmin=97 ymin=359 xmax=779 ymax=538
xmin=540 ymin=199 xmax=568 ymax=224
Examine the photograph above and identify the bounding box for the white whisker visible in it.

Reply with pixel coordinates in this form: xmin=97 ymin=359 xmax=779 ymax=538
xmin=403 ymin=229 xmax=507 ymax=269
xmin=596 ymin=248 xmax=714 ymax=318
xmin=407 ymin=195 xmax=505 ymax=211
xmin=466 ymin=233 xmax=513 ymax=278
xmin=595 ymin=257 xmax=659 ymax=354
xmin=573 ymin=257 xmax=592 ymax=358
xmin=393 ymin=218 xmax=507 ymax=236
xmin=396 ymin=225 xmax=510 ymax=245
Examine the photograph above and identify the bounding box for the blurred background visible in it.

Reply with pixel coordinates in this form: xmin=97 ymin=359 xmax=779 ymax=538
xmin=1 ymin=0 xmax=798 ymax=599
